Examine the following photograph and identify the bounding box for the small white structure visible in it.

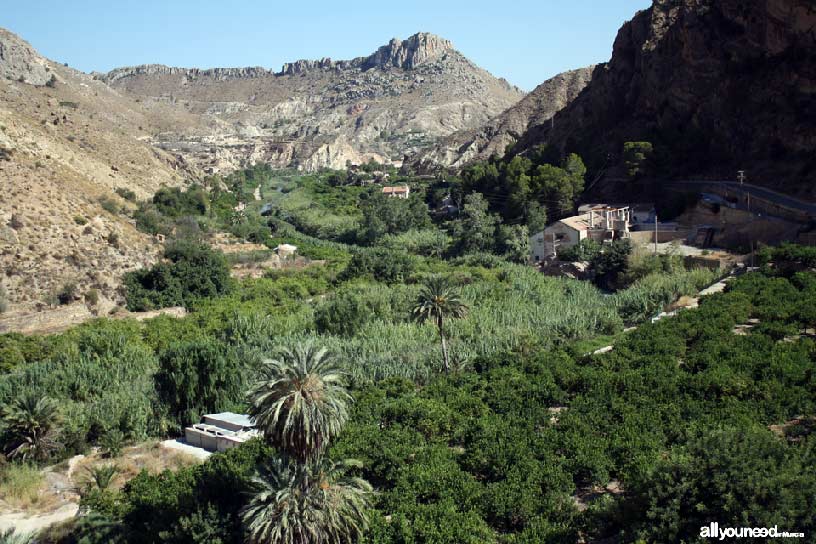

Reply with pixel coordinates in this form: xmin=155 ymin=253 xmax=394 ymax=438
xmin=184 ymin=412 xmax=259 ymax=453
xmin=274 ymin=243 xmax=298 ymax=258
xmin=382 ymin=185 xmax=410 ymax=199
xmin=530 ymin=206 xmax=633 ymax=262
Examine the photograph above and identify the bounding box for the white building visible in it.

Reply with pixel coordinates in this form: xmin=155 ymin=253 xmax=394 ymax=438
xmin=530 ymin=206 xmax=633 ymax=262
xmin=184 ymin=412 xmax=259 ymax=453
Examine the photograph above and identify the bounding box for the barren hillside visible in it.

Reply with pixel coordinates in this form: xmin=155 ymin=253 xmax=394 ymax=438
xmin=0 ymin=28 xmax=196 ymax=313
xmin=409 ymin=66 xmax=595 ymax=171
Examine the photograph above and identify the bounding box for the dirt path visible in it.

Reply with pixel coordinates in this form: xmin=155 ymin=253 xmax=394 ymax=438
xmin=0 ymin=503 xmax=78 ymax=534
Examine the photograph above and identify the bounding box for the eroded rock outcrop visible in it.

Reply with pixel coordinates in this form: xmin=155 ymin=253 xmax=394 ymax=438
xmin=513 ymin=0 xmax=816 ymax=196
xmin=98 ymin=32 xmax=524 ymax=173
xmin=0 ymin=28 xmax=52 ymax=85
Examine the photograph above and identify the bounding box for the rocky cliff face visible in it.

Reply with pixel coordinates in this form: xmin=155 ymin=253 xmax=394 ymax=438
xmin=0 ymin=29 xmax=194 ymax=312
xmin=98 ymin=33 xmax=525 ymax=173
xmin=514 ymin=0 xmax=816 ymax=196
xmin=0 ymin=28 xmax=51 ymax=85
xmin=409 ymin=66 xmax=594 ymax=170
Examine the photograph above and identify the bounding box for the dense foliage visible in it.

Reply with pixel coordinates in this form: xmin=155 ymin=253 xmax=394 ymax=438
xmin=29 ymin=266 xmax=815 ymax=543
xmin=461 ymin=150 xmax=586 ymax=224
xmin=3 ymin=164 xmax=809 ymax=543
xmin=124 ymin=241 xmax=232 ymax=311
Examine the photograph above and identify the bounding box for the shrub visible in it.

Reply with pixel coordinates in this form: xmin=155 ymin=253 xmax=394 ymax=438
xmin=558 ymin=239 xmax=601 ymax=262
xmin=0 ymin=285 xmax=7 ymax=314
xmin=99 ymin=197 xmax=120 ymax=215
xmin=0 ymin=462 xmax=43 ymax=509
xmin=85 ymin=289 xmax=100 ymax=306
xmin=152 ymin=187 xmax=208 ymax=218
xmin=156 ymin=340 xmax=245 ymax=427
xmin=341 ymin=248 xmax=415 ymax=283
xmin=74 ymin=215 xmax=88 ymax=226
xmin=124 ymin=242 xmax=231 ymax=311
xmin=57 ymin=282 xmax=78 ymax=305
xmin=114 ymin=188 xmax=137 ymax=202
xmin=100 ymin=429 xmax=125 ymax=458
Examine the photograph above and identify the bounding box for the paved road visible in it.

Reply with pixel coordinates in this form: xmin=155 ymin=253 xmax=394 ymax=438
xmin=671 ymin=180 xmax=816 ymax=217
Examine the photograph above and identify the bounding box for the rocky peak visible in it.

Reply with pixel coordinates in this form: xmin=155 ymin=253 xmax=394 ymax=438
xmin=513 ymin=0 xmax=816 ymax=195
xmin=363 ymin=32 xmax=454 ymax=70
xmin=0 ymin=28 xmax=52 ymax=85
xmin=279 ymin=57 xmax=335 ymax=76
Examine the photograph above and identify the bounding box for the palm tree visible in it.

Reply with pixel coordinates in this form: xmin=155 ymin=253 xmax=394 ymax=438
xmin=242 ymin=456 xmax=372 ymax=544
xmin=247 ymin=344 xmax=350 ymax=461
xmin=1 ymin=394 xmax=62 ymax=461
xmin=84 ymin=464 xmax=119 ymax=491
xmin=412 ymin=275 xmax=469 ymax=373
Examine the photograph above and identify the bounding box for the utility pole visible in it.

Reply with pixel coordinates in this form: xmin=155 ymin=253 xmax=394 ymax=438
xmin=654 ymin=214 xmax=658 ymax=254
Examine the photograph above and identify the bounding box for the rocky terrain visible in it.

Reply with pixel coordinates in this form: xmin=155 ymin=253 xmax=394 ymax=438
xmin=409 ymin=66 xmax=595 ymax=171
xmin=512 ymin=0 xmax=816 ymax=197
xmin=97 ymin=33 xmax=525 ymax=173
xmin=0 ymin=28 xmax=195 ymax=313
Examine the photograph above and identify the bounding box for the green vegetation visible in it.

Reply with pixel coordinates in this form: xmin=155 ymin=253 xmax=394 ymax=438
xmin=124 ymin=241 xmax=232 ymax=311
xmin=0 ymin=462 xmax=43 ymax=510
xmin=462 ymin=149 xmax=586 ymax=223
xmin=411 ymin=276 xmax=469 ymax=373
xmin=2 ymin=163 xmax=810 ymax=543
xmin=623 ymin=141 xmax=653 ymax=179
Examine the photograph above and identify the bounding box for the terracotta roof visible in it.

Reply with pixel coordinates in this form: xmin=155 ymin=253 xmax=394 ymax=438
xmin=382 ymin=186 xmax=409 ymax=194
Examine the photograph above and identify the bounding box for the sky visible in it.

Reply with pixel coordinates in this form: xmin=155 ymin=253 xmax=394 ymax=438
xmin=1 ymin=0 xmax=651 ymax=91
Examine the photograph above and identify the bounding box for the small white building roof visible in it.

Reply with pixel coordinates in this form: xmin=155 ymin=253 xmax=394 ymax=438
xmin=203 ymin=412 xmax=255 ymax=428
xmin=274 ymin=244 xmax=298 ymax=252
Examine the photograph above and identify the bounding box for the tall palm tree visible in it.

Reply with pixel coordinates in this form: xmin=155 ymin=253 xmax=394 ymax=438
xmin=241 ymin=456 xmax=372 ymax=544
xmin=0 ymin=394 xmax=62 ymax=461
xmin=412 ymin=275 xmax=469 ymax=373
xmin=247 ymin=344 xmax=350 ymax=461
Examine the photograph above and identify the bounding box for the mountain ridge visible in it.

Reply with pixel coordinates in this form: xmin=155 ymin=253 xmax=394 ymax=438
xmin=98 ymin=32 xmax=525 ymax=173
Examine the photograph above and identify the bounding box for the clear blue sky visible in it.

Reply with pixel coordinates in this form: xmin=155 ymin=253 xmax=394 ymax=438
xmin=1 ymin=0 xmax=650 ymax=91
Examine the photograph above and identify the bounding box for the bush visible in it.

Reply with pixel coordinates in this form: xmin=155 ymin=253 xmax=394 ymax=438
xmin=558 ymin=239 xmax=601 ymax=262
xmin=152 ymin=187 xmax=208 ymax=218
xmin=124 ymin=242 xmax=231 ymax=311
xmin=57 ymin=282 xmax=77 ymax=305
xmin=0 ymin=285 xmax=7 ymax=314
xmin=85 ymin=289 xmax=100 ymax=306
xmin=156 ymin=340 xmax=245 ymax=427
xmin=341 ymin=248 xmax=415 ymax=283
xmin=0 ymin=462 xmax=43 ymax=509
xmin=99 ymin=197 xmax=120 ymax=215
xmin=115 ymin=188 xmax=137 ymax=202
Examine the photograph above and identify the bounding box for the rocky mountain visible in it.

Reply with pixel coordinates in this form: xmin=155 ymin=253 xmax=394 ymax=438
xmin=409 ymin=66 xmax=595 ymax=171
xmin=97 ymin=33 xmax=525 ymax=173
xmin=0 ymin=28 xmax=194 ymax=313
xmin=512 ymin=0 xmax=816 ymax=197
